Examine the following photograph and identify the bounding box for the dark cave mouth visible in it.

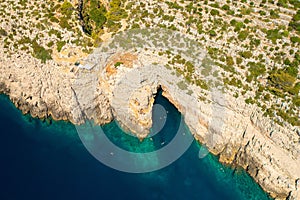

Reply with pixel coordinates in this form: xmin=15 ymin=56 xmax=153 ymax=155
xmin=103 ymin=85 xmax=182 ymax=152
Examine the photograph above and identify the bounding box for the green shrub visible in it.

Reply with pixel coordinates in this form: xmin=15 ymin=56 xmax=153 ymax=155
xmin=47 ymin=41 xmax=54 ymax=47
xmin=209 ymin=30 xmax=217 ymax=36
xmin=166 ymin=1 xmax=183 ymax=10
xmin=0 ymin=28 xmax=7 ymax=36
xmin=290 ymin=36 xmax=300 ymax=43
xmin=32 ymin=40 xmax=52 ymax=63
xmin=238 ymin=30 xmax=248 ymax=40
xmin=247 ymin=62 xmax=266 ymax=81
xmin=60 ymin=1 xmax=74 ymax=18
xmin=289 ymin=10 xmax=300 ymax=34
xmin=230 ymin=19 xmax=237 ymax=26
xmin=81 ymin=0 xmax=107 ymax=35
xmin=245 ymin=97 xmax=255 ymax=104
xmin=264 ymin=93 xmax=271 ymax=100
xmin=227 ymin=77 xmax=243 ymax=88
xmin=259 ymin=10 xmax=266 ymax=16
xmin=264 ymin=108 xmax=274 ymax=118
xmin=295 ymin=53 xmax=300 ymax=61
xmin=236 ymin=57 xmax=243 ymax=65
xmin=268 ymin=87 xmax=284 ymax=97
xmin=90 ymin=8 xmax=106 ymax=27
xmin=226 ymin=56 xmax=234 ymax=66
xmin=234 ymin=21 xmax=245 ymax=32
xmin=114 ymin=62 xmax=123 ymax=67
xmin=50 ymin=16 xmax=59 ymax=23
xmin=57 ymin=41 xmax=66 ymax=52
xmin=266 ymin=29 xmax=282 ymax=44
xmin=131 ymin=23 xmax=140 ymax=29
xmin=107 ymin=0 xmax=128 ymax=21
xmin=227 ymin=10 xmax=235 ymax=15
xmin=59 ymin=17 xmax=71 ymax=29
xmin=277 ymin=0 xmax=288 ymax=7
xmin=282 ymin=30 xmax=289 ymax=37
xmin=240 ymin=51 xmax=252 ymax=59
xmin=209 ymin=3 xmax=220 ymax=8
xmin=289 ymin=0 xmax=300 ymax=8
xmin=18 ymin=36 xmax=31 ymax=45
xmin=285 ymin=65 xmax=298 ymax=78
xmin=221 ymin=4 xmax=230 ymax=10
xmin=250 ymin=38 xmax=261 ymax=46
xmin=270 ymin=9 xmax=279 ymax=18
xmin=288 ymin=82 xmax=300 ymax=95
xmin=185 ymin=61 xmax=195 ymax=73
xmin=268 ymin=71 xmax=296 ymax=93
xmin=293 ymin=96 xmax=300 ymax=107
xmin=241 ymin=8 xmax=252 ymax=15
xmin=210 ymin=9 xmax=219 ymax=16
xmin=195 ymin=79 xmax=208 ymax=90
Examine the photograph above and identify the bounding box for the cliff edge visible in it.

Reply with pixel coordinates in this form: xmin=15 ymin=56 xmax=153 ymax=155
xmin=1 ymin=41 xmax=300 ymax=199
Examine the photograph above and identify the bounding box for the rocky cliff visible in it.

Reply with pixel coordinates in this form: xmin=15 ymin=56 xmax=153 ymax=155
xmin=0 ymin=37 xmax=300 ymax=200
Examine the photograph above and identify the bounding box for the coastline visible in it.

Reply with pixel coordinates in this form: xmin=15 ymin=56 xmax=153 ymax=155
xmin=0 ymin=93 xmax=273 ymax=200
xmin=1 ymin=0 xmax=299 ymax=198
xmin=1 ymin=45 xmax=299 ymax=199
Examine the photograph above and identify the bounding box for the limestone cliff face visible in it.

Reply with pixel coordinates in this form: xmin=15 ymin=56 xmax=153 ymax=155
xmin=0 ymin=49 xmax=113 ymax=125
xmin=0 ymin=48 xmax=300 ymax=200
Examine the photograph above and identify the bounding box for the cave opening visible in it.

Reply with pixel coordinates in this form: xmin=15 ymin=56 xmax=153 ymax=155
xmin=103 ymin=85 xmax=182 ymax=153
xmin=150 ymin=85 xmax=181 ymax=142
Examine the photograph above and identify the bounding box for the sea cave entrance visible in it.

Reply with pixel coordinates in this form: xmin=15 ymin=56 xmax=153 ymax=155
xmin=104 ymin=85 xmax=183 ymax=153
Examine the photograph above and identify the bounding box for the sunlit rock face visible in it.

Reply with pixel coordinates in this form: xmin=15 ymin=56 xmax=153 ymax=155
xmin=80 ymin=47 xmax=300 ymax=200
xmin=112 ymin=76 xmax=158 ymax=139
xmin=0 ymin=28 xmax=299 ymax=200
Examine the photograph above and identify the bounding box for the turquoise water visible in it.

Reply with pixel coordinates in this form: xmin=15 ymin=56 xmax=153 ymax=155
xmin=0 ymin=94 xmax=272 ymax=200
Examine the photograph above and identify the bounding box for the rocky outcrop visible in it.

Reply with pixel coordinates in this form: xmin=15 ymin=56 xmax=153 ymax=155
xmin=0 ymin=48 xmax=113 ymax=125
xmin=0 ymin=45 xmax=299 ymax=200
xmin=107 ymin=49 xmax=300 ymax=199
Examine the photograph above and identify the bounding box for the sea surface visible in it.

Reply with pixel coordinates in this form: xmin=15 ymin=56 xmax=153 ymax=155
xmin=0 ymin=93 xmax=272 ymax=200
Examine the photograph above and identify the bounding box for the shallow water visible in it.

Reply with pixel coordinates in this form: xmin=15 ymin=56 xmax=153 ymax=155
xmin=0 ymin=94 xmax=272 ymax=200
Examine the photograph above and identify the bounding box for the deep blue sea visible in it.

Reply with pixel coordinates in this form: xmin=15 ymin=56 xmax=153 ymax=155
xmin=0 ymin=93 xmax=272 ymax=200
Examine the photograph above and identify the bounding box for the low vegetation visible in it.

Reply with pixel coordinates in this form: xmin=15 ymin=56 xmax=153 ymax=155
xmin=0 ymin=0 xmax=299 ymax=127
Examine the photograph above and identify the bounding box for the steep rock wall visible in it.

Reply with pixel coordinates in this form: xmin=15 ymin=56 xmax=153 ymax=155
xmin=0 ymin=49 xmax=299 ymax=200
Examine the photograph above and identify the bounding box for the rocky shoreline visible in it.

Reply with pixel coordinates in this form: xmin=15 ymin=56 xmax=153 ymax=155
xmin=1 ymin=40 xmax=300 ymax=200
xmin=1 ymin=0 xmax=299 ymax=198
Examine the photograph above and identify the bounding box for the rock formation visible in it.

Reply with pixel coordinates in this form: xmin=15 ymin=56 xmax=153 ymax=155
xmin=0 ymin=37 xmax=299 ymax=200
